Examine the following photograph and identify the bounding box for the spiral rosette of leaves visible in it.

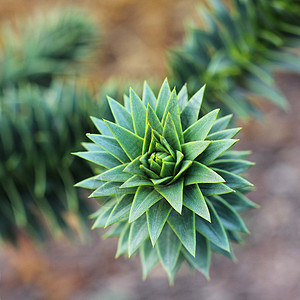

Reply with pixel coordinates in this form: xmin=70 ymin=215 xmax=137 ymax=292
xmin=75 ymin=79 xmax=258 ymax=283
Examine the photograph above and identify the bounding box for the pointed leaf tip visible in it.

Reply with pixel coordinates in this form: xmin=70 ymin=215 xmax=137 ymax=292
xmin=167 ymin=207 xmax=196 ymax=257
xmin=155 ymin=179 xmax=184 ymax=214
xmin=181 ymin=85 xmax=206 ymax=130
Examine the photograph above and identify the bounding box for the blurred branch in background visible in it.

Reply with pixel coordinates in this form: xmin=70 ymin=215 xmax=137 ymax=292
xmin=0 ymin=82 xmax=97 ymax=243
xmin=0 ymin=8 xmax=99 ymax=90
xmin=0 ymin=8 xmax=113 ymax=244
xmin=169 ymin=0 xmax=300 ymax=119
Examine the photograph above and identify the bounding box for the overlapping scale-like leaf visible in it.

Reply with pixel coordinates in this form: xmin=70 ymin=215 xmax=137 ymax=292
xmin=75 ymin=80 xmax=257 ymax=283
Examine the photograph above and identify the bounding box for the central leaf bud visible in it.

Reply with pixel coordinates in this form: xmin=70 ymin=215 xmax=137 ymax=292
xmin=139 ymin=130 xmax=188 ymax=185
xmin=148 ymin=151 xmax=174 ymax=177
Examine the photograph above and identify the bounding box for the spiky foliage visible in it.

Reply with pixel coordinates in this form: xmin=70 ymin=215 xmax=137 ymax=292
xmin=0 ymin=9 xmax=98 ymax=90
xmin=169 ymin=0 xmax=300 ymax=119
xmin=256 ymin=0 xmax=300 ymax=46
xmin=0 ymin=82 xmax=102 ymax=243
xmin=75 ymin=79 xmax=257 ymax=283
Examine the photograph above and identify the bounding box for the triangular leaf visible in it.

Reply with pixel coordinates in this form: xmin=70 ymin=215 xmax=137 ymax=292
xmin=155 ymin=179 xmax=184 ymax=213
xmin=221 ymin=191 xmax=259 ymax=212
xmin=90 ymin=182 xmax=136 ymax=197
xmin=146 ymin=104 xmax=163 ymax=134
xmin=160 ymin=161 xmax=175 ymax=178
xmin=183 ymin=184 xmax=210 ymax=221
xmin=140 ymin=239 xmax=160 ymax=279
xmin=160 ymin=135 xmax=176 ymax=158
xmin=220 ymin=150 xmax=251 ymax=160
xmin=183 ymin=109 xmax=219 ymax=142
xmin=124 ymin=94 xmax=131 ymax=112
xmin=116 ymin=223 xmax=130 ymax=257
xmin=181 ymin=141 xmax=211 ymax=160
xmin=197 ymin=139 xmax=238 ymax=165
xmin=163 ymin=114 xmax=181 ymax=151
xmin=103 ymin=222 xmax=126 ymax=238
xmin=227 ymin=230 xmax=243 ymax=243
xmin=105 ymin=195 xmax=134 ymax=227
xmin=155 ymin=78 xmax=171 ymax=120
xmin=210 ymin=196 xmax=249 ymax=233
xmin=129 ymin=187 xmax=162 ymax=223
xmin=142 ymin=124 xmax=152 ymax=155
xmin=143 ymin=81 xmax=156 ymax=109
xmin=174 ymin=150 xmax=184 ymax=173
xmin=156 ymin=223 xmax=181 ymax=275
xmin=199 ymin=183 xmax=234 ymax=196
xmin=87 ymin=134 xmax=130 ymax=163
xmin=210 ymin=242 xmax=236 ymax=261
xmin=195 ymin=200 xmax=230 ymax=251
xmin=91 ymin=117 xmax=113 ymax=136
xmin=147 ymin=199 xmax=172 ymax=246
xmin=121 ymin=175 xmax=152 ymax=188
xmin=92 ymin=203 xmax=116 ymax=229
xmin=182 ymin=232 xmax=210 ymax=279
xmin=168 ymin=253 xmax=185 ymax=285
xmin=208 ymin=159 xmax=254 ymax=174
xmin=82 ymin=142 xmax=102 ymax=151
xmin=95 ymin=164 xmax=131 ymax=182
xmin=162 ymin=90 xmax=184 ymax=143
xmin=167 ymin=207 xmax=196 ymax=256
xmin=74 ymin=151 xmax=120 ymax=169
xmin=151 ymin=176 xmax=173 ymax=185
xmin=209 ymin=114 xmax=232 ymax=134
xmin=178 ymin=84 xmax=188 ymax=112
xmin=123 ymin=155 xmax=146 ymax=177
xmin=171 ymin=160 xmax=193 ymax=183
xmin=140 ymin=165 xmax=160 ymax=179
xmin=130 ymin=88 xmax=147 ymax=137
xmin=211 ymin=168 xmax=253 ymax=189
xmin=105 ymin=120 xmax=143 ymax=160
xmin=107 ymin=96 xmax=134 ymax=132
xmin=75 ymin=176 xmax=105 ymax=189
xmin=207 ymin=128 xmax=241 ymax=140
xmin=180 ymin=85 xmax=205 ymax=130
xmin=128 ymin=214 xmax=149 ymax=256
xmin=185 ymin=162 xmax=225 ymax=185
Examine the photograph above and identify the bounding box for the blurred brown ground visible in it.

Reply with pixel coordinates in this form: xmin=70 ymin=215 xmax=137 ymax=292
xmin=1 ymin=1 xmax=300 ymax=300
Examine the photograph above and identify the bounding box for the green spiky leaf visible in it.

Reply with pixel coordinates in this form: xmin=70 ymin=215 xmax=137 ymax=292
xmin=147 ymin=200 xmax=172 ymax=246
xmin=156 ymin=223 xmax=181 ymax=275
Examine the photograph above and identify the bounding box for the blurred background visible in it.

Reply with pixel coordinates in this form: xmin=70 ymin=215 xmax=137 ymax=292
xmin=0 ymin=0 xmax=300 ymax=299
